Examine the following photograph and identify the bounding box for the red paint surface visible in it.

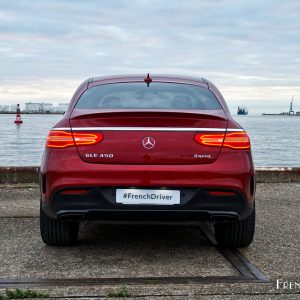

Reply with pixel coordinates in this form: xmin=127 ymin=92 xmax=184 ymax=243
xmin=41 ymin=75 xmax=255 ymax=207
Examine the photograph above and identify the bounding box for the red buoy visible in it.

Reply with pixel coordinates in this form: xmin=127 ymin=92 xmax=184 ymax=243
xmin=14 ymin=104 xmax=23 ymax=124
xmin=144 ymin=73 xmax=152 ymax=87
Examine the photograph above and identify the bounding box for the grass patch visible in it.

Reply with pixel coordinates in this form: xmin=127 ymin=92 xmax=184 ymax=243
xmin=0 ymin=288 xmax=49 ymax=299
xmin=106 ymin=285 xmax=132 ymax=298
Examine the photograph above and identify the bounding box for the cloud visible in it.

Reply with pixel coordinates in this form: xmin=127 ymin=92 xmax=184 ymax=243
xmin=0 ymin=0 xmax=299 ymax=106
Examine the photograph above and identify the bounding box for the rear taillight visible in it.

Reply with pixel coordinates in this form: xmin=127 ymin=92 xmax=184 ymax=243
xmin=46 ymin=130 xmax=103 ymax=149
xmin=223 ymin=132 xmax=250 ymax=149
xmin=195 ymin=133 xmax=224 ymax=147
xmin=195 ymin=131 xmax=250 ymax=149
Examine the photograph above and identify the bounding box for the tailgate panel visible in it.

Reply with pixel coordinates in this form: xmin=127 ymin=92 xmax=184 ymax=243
xmin=70 ymin=111 xmax=228 ymax=165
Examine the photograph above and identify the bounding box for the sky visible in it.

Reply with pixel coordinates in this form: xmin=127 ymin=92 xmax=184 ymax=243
xmin=0 ymin=0 xmax=300 ymax=114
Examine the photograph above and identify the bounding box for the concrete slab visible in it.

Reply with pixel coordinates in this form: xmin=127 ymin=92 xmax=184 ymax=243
xmin=0 ymin=183 xmax=299 ymax=298
xmin=0 ymin=183 xmax=38 ymax=217
xmin=239 ymin=183 xmax=300 ymax=280
xmin=0 ymin=218 xmax=237 ymax=279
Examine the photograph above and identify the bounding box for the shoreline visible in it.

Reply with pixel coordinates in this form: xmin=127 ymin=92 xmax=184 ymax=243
xmin=262 ymin=113 xmax=300 ymax=116
xmin=0 ymin=112 xmax=64 ymax=115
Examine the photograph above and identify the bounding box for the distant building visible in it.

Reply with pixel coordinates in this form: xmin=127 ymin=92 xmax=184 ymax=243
xmin=0 ymin=105 xmax=10 ymax=112
xmin=52 ymin=103 xmax=68 ymax=113
xmin=10 ymin=105 xmax=17 ymax=112
xmin=25 ymin=102 xmax=40 ymax=112
xmin=40 ymin=103 xmax=53 ymax=112
xmin=25 ymin=102 xmax=53 ymax=113
xmin=58 ymin=103 xmax=68 ymax=112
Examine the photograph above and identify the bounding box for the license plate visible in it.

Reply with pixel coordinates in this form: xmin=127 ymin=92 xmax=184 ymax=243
xmin=116 ymin=189 xmax=180 ymax=205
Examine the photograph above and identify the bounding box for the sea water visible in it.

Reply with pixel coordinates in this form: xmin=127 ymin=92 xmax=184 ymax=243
xmin=0 ymin=114 xmax=299 ymax=167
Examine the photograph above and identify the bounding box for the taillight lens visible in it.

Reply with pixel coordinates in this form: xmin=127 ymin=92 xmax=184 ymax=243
xmin=195 ymin=131 xmax=250 ymax=149
xmin=195 ymin=133 xmax=224 ymax=147
xmin=73 ymin=132 xmax=103 ymax=146
xmin=46 ymin=130 xmax=103 ymax=148
xmin=223 ymin=132 xmax=250 ymax=149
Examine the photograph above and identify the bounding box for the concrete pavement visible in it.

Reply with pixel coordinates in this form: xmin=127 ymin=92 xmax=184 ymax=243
xmin=0 ymin=183 xmax=299 ymax=299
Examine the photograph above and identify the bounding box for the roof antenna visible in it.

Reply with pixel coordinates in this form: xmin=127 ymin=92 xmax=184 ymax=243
xmin=144 ymin=73 xmax=152 ymax=87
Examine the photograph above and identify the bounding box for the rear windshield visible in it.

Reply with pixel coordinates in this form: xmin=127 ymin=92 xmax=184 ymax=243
xmin=75 ymin=82 xmax=222 ymax=110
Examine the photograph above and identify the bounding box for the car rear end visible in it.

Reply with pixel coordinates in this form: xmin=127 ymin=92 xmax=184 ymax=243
xmin=40 ymin=75 xmax=255 ymax=247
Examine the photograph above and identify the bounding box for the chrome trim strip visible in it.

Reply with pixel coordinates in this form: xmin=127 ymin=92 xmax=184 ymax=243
xmin=53 ymin=127 xmax=244 ymax=132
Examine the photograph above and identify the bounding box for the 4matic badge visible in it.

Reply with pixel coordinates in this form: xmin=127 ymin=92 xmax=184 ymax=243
xmin=193 ymin=154 xmax=212 ymax=159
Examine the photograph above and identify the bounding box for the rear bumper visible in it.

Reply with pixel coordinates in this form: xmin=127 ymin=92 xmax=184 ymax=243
xmin=40 ymin=148 xmax=255 ymax=222
xmin=41 ymin=186 xmax=254 ymax=222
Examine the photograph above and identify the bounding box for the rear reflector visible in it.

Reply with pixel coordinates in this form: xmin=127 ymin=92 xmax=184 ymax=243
xmin=207 ymin=191 xmax=237 ymax=196
xmin=46 ymin=130 xmax=103 ymax=148
xmin=195 ymin=131 xmax=250 ymax=149
xmin=60 ymin=189 xmax=89 ymax=195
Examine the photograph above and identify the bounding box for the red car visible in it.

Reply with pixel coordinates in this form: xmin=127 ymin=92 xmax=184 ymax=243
xmin=40 ymin=74 xmax=255 ymax=247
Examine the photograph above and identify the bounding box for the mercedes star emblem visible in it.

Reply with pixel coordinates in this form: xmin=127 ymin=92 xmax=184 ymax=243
xmin=142 ymin=137 xmax=156 ymax=149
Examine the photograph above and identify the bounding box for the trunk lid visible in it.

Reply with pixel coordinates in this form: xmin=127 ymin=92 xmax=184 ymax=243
xmin=69 ymin=110 xmax=228 ymax=165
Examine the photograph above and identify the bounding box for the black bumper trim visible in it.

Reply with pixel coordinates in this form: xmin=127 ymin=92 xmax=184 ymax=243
xmin=56 ymin=209 xmax=240 ymax=222
xmin=42 ymin=186 xmax=254 ymax=222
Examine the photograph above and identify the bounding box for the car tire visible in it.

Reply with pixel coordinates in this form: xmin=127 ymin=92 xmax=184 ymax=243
xmin=214 ymin=209 xmax=255 ymax=248
xmin=40 ymin=205 xmax=79 ymax=246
